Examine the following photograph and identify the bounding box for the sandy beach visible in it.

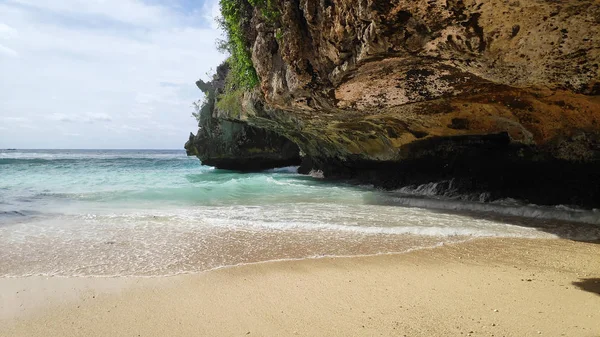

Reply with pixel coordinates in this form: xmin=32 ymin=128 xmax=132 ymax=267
xmin=1 ymin=238 xmax=599 ymax=337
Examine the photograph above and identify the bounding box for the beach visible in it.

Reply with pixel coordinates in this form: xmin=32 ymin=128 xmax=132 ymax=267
xmin=3 ymin=0 xmax=600 ymax=336
xmin=2 ymin=238 xmax=599 ymax=337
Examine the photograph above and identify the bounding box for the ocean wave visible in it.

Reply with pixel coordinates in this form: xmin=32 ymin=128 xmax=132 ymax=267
xmin=65 ymin=200 xmax=597 ymax=240
xmin=395 ymin=180 xmax=492 ymax=202
xmin=61 ymin=176 xmax=337 ymax=205
xmin=3 ymin=201 xmax=598 ymax=278
xmin=0 ymin=241 xmax=458 ymax=278
xmin=379 ymin=196 xmax=600 ymax=226
xmin=0 ymin=210 xmax=28 ymax=217
xmin=201 ymin=217 xmax=546 ymax=238
xmin=264 ymin=166 xmax=300 ymax=174
xmin=0 ymin=210 xmax=46 ymax=226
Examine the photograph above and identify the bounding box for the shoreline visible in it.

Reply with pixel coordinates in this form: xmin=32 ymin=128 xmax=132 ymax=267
xmin=0 ymin=239 xmax=460 ymax=280
xmin=1 ymin=237 xmax=599 ymax=336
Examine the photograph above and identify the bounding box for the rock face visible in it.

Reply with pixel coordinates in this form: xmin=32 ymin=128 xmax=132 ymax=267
xmin=193 ymin=0 xmax=600 ymax=207
xmin=185 ymin=63 xmax=301 ymax=171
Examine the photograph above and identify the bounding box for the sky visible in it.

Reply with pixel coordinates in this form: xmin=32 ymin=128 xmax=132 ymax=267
xmin=0 ymin=0 xmax=226 ymax=149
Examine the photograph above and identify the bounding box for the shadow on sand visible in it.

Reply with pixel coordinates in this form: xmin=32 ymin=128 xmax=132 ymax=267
xmin=572 ymin=278 xmax=600 ymax=296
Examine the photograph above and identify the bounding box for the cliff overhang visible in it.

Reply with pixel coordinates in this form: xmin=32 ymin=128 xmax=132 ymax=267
xmin=187 ymin=0 xmax=600 ymax=207
xmin=185 ymin=63 xmax=301 ymax=171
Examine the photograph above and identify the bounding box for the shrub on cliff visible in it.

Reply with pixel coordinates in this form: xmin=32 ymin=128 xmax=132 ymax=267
xmin=217 ymin=0 xmax=279 ymax=89
xmin=215 ymin=88 xmax=244 ymax=119
xmin=192 ymin=61 xmax=244 ymax=124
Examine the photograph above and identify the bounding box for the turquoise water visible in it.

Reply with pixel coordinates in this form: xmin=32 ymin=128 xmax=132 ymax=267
xmin=1 ymin=149 xmax=599 ymax=277
xmin=0 ymin=149 xmax=361 ymax=213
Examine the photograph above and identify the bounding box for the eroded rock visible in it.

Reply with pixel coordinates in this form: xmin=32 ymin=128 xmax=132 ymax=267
xmin=185 ymin=63 xmax=301 ymax=171
xmin=189 ymin=0 xmax=600 ymax=206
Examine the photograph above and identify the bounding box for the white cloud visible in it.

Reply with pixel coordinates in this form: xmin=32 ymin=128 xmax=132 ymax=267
xmin=0 ymin=0 xmax=226 ymax=149
xmin=46 ymin=112 xmax=113 ymax=123
xmin=87 ymin=112 xmax=112 ymax=122
xmin=2 ymin=117 xmax=29 ymax=122
xmin=0 ymin=44 xmax=18 ymax=57
xmin=47 ymin=113 xmax=76 ymax=122
xmin=119 ymin=125 xmax=142 ymax=132
xmin=0 ymin=23 xmax=18 ymax=38
xmin=203 ymin=0 xmax=222 ymax=30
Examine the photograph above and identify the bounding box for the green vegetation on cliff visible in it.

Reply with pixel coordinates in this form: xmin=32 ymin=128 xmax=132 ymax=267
xmin=217 ymin=0 xmax=278 ymax=89
xmin=215 ymin=87 xmax=244 ymax=118
xmin=248 ymin=0 xmax=279 ymax=22
xmin=192 ymin=60 xmax=243 ymax=124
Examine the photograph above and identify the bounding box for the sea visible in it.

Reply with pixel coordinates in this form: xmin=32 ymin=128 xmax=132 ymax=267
xmin=1 ymin=149 xmax=599 ymax=277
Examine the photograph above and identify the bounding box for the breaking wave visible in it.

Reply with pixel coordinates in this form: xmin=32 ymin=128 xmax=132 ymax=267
xmin=388 ymin=181 xmax=600 ymax=225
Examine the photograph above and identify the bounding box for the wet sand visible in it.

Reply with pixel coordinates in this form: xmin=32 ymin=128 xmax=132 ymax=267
xmin=1 ymin=238 xmax=599 ymax=337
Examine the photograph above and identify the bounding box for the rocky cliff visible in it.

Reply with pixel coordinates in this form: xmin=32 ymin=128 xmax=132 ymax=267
xmin=185 ymin=63 xmax=301 ymax=171
xmin=189 ymin=0 xmax=600 ymax=207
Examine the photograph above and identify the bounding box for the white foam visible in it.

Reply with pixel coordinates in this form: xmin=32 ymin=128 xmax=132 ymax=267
xmin=397 ymin=181 xmax=452 ymax=197
xmin=265 ymin=166 xmax=299 ymax=174
xmin=386 ymin=195 xmax=600 ymax=225
xmin=0 ymin=240 xmax=467 ymax=279
xmin=387 ymin=179 xmax=600 ymax=225
xmin=309 ymin=169 xmax=325 ymax=179
xmin=3 ymin=199 xmax=598 ymax=278
xmin=202 ymin=217 xmax=547 ymax=238
xmin=52 ymin=202 xmax=569 ymax=240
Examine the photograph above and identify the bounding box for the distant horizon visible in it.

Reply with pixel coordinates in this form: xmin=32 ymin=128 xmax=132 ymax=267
xmin=1 ymin=148 xmax=186 ymax=151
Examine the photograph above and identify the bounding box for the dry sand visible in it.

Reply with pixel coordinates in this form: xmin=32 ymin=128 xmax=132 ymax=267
xmin=1 ymin=238 xmax=599 ymax=337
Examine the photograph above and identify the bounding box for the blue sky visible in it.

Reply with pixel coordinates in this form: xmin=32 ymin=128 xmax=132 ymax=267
xmin=0 ymin=0 xmax=226 ymax=149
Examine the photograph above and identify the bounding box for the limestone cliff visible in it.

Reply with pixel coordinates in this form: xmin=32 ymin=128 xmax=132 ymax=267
xmin=185 ymin=63 xmax=301 ymax=171
xmin=190 ymin=0 xmax=600 ymax=207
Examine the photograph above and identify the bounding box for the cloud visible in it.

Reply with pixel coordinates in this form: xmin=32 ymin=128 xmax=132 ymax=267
xmin=48 ymin=113 xmax=76 ymax=122
xmin=119 ymin=125 xmax=142 ymax=132
xmin=2 ymin=116 xmax=29 ymax=122
xmin=203 ymin=0 xmax=222 ymax=30
xmin=0 ymin=23 xmax=18 ymax=38
xmin=0 ymin=0 xmax=226 ymax=149
xmin=47 ymin=112 xmax=113 ymax=123
xmin=0 ymin=44 xmax=18 ymax=57
xmin=159 ymin=82 xmax=181 ymax=88
xmin=86 ymin=113 xmax=112 ymax=123
xmin=0 ymin=116 xmax=38 ymax=130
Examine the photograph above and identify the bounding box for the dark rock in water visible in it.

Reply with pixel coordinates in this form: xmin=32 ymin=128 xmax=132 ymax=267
xmin=185 ymin=63 xmax=301 ymax=171
xmin=185 ymin=125 xmax=301 ymax=171
xmin=297 ymin=157 xmax=315 ymax=175
xmin=305 ymin=133 xmax=600 ymax=208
